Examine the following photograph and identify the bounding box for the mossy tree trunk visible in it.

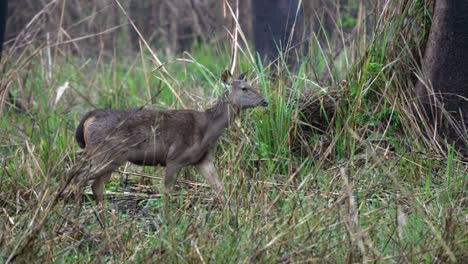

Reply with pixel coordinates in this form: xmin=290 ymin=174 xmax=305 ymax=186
xmin=416 ymin=0 xmax=468 ymax=147
xmin=0 ymin=0 xmax=6 ymax=58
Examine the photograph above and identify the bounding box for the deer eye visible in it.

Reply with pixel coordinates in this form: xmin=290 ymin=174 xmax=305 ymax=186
xmin=242 ymin=87 xmax=248 ymax=91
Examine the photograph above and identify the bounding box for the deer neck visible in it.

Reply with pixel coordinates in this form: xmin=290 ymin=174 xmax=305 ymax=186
xmin=205 ymin=100 xmax=238 ymax=140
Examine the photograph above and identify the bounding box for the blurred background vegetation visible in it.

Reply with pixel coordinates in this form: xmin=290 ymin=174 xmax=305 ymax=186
xmin=4 ymin=0 xmax=380 ymax=58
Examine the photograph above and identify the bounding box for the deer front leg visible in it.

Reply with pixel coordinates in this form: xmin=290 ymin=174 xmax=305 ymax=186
xmin=196 ymin=157 xmax=226 ymax=203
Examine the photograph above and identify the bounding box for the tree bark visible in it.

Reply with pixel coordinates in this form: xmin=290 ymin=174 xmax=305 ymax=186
xmin=416 ymin=0 xmax=468 ymax=147
xmin=0 ymin=0 xmax=9 ymax=110
xmin=1 ymin=0 xmax=25 ymax=112
xmin=0 ymin=0 xmax=6 ymax=58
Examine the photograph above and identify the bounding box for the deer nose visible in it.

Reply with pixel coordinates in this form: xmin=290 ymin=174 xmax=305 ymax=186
xmin=262 ymin=99 xmax=269 ymax=107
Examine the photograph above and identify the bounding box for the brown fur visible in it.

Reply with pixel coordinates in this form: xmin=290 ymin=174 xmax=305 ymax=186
xmin=73 ymin=72 xmax=268 ymax=209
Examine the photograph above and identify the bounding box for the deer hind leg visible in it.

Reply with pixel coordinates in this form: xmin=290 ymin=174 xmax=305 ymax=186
xmin=69 ymin=163 xmax=93 ymax=217
xmin=88 ymin=157 xmax=121 ymax=202
xmin=91 ymin=172 xmax=112 ymax=225
xmin=73 ymin=154 xmax=121 ymax=216
xmin=73 ymin=181 xmax=86 ymax=217
xmin=164 ymin=163 xmax=183 ymax=192
xmin=91 ymin=172 xmax=112 ymax=205
xmin=196 ymin=158 xmax=225 ymax=204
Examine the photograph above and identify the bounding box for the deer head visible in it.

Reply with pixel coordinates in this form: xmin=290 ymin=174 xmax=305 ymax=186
xmin=221 ymin=71 xmax=269 ymax=109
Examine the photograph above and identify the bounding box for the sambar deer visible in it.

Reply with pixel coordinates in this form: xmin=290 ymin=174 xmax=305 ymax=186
xmin=72 ymin=71 xmax=268 ymax=208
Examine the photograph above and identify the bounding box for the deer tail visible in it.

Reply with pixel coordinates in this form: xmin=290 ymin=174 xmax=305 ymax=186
xmin=75 ymin=112 xmax=94 ymax=149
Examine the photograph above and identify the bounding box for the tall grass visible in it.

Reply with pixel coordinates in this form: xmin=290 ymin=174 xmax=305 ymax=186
xmin=1 ymin=0 xmax=466 ymax=262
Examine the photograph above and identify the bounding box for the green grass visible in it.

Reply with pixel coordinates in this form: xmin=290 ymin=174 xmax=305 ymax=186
xmin=1 ymin=1 xmax=467 ymax=263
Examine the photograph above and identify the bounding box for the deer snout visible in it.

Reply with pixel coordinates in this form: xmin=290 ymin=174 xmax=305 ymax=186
xmin=262 ymin=99 xmax=269 ymax=107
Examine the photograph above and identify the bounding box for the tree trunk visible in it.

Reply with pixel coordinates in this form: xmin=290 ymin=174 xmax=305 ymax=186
xmin=416 ymin=0 xmax=468 ymax=148
xmin=252 ymin=0 xmax=303 ymax=65
xmin=0 ymin=0 xmax=25 ymax=112
xmin=0 ymin=0 xmax=6 ymax=58
xmin=0 ymin=0 xmax=8 ymax=110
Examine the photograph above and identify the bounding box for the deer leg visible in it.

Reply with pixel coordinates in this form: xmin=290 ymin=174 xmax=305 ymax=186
xmin=91 ymin=172 xmax=112 ymax=205
xmin=91 ymin=172 xmax=112 ymax=226
xmin=73 ymin=181 xmax=86 ymax=217
xmin=164 ymin=163 xmax=183 ymax=192
xmin=196 ymin=158 xmax=225 ymax=203
xmin=73 ymin=155 xmax=120 ymax=217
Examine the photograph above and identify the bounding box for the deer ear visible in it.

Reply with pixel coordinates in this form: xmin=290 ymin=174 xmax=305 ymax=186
xmin=221 ymin=70 xmax=232 ymax=84
xmin=237 ymin=71 xmax=248 ymax=81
